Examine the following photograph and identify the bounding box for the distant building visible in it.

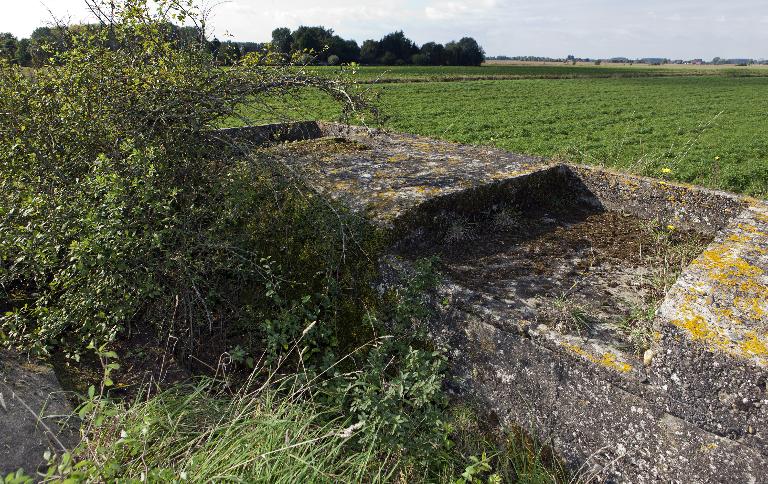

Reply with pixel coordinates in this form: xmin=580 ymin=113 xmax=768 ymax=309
xmin=691 ymin=59 xmax=704 ymax=65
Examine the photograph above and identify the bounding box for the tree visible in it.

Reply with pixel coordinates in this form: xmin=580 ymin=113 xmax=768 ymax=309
xmin=444 ymin=41 xmax=461 ymax=65
xmin=0 ymin=33 xmax=18 ymax=63
xmin=239 ymin=41 xmax=266 ymax=56
xmin=15 ymin=38 xmax=31 ymax=66
xmin=380 ymin=51 xmax=399 ymax=65
xmin=328 ymin=36 xmax=360 ymax=63
xmin=419 ymin=42 xmax=445 ymax=66
xmin=360 ymin=39 xmax=379 ymax=64
xmin=457 ymin=37 xmax=484 ymax=66
xmin=208 ymin=37 xmax=221 ymax=58
xmin=291 ymin=26 xmax=334 ymax=62
xmin=271 ymin=27 xmax=292 ymax=54
xmin=411 ymin=53 xmax=428 ymax=65
xmin=170 ymin=25 xmax=205 ymax=49
xmin=444 ymin=37 xmax=484 ymax=66
xmin=28 ymin=26 xmax=70 ymax=67
xmin=378 ymin=31 xmax=418 ymax=64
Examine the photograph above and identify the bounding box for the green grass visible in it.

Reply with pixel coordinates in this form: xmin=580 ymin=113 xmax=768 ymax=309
xmin=40 ymin=377 xmax=564 ymax=483
xmin=236 ymin=76 xmax=768 ymax=197
xmin=308 ymin=63 xmax=768 ymax=83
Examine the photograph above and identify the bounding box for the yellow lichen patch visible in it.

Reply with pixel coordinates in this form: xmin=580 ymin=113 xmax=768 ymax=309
xmin=727 ymin=234 xmax=753 ymax=243
xmin=734 ymin=296 xmax=767 ymax=320
xmin=732 ymin=279 xmax=768 ymax=307
xmin=671 ymin=315 xmax=730 ymax=348
xmin=489 ymin=169 xmax=526 ymax=180
xmin=408 ymin=141 xmax=438 ymax=152
xmin=672 ymin=312 xmax=768 ymax=363
xmin=386 ymin=154 xmax=409 ymax=163
xmin=695 ymin=245 xmax=764 ymax=286
xmin=713 ymin=306 xmax=735 ymax=322
xmin=740 ymin=332 xmax=768 ymax=357
xmin=415 ymin=185 xmax=441 ymax=196
xmin=599 ymin=352 xmax=633 ymax=373
xmin=561 ymin=343 xmax=633 ymax=373
xmin=738 ymin=223 xmax=768 ymax=237
xmin=699 ymin=443 xmax=719 ymax=452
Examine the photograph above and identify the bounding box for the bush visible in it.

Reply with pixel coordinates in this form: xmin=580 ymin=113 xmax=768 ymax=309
xmin=327 ymin=54 xmax=340 ymax=65
xmin=0 ymin=0 xmax=373 ymax=358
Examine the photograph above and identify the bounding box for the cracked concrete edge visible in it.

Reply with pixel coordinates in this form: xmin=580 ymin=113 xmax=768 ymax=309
xmin=425 ymin=298 xmax=768 ymax=483
xmin=0 ymin=352 xmax=79 ymax=476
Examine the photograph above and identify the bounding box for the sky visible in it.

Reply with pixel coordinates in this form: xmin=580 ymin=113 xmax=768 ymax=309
xmin=2 ymin=0 xmax=767 ymax=59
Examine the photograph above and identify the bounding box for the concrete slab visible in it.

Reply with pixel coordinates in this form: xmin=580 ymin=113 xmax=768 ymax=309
xmin=224 ymin=122 xmax=768 ymax=482
xmin=0 ymin=351 xmax=78 ymax=476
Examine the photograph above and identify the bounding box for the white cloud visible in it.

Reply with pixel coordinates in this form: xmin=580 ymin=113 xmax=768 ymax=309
xmin=424 ymin=0 xmax=501 ymax=21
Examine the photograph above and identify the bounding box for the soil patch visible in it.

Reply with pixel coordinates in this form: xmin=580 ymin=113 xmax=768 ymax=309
xmin=400 ymin=204 xmax=711 ymax=354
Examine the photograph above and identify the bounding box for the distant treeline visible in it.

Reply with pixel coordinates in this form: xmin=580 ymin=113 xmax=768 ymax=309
xmin=0 ymin=24 xmax=485 ymax=67
xmin=487 ymin=54 xmax=767 ymax=66
xmin=0 ymin=24 xmax=246 ymax=67
xmin=269 ymin=26 xmax=485 ymax=66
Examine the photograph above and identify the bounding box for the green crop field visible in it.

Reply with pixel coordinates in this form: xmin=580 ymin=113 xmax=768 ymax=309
xmin=236 ymin=74 xmax=768 ymax=197
xmin=307 ymin=63 xmax=768 ymax=83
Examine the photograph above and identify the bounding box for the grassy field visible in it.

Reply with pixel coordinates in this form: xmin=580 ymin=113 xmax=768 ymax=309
xmin=237 ymin=74 xmax=768 ymax=198
xmin=309 ymin=63 xmax=768 ymax=83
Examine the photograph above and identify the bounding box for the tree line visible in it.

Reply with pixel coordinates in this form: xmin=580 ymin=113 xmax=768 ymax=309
xmin=270 ymin=26 xmax=485 ymax=66
xmin=0 ymin=24 xmax=485 ymax=67
xmin=0 ymin=24 xmax=249 ymax=67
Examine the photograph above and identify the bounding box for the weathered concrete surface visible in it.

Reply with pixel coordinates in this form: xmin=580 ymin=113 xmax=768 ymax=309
xmin=0 ymin=351 xmax=78 ymax=475
xmin=653 ymin=202 xmax=768 ymax=455
xmin=260 ymin=123 xmax=548 ymax=228
xmin=225 ymin=122 xmax=768 ymax=482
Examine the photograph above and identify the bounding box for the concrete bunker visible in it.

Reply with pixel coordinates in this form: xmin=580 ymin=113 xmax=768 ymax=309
xmin=225 ymin=122 xmax=768 ymax=482
xmin=393 ymin=165 xmax=719 ymax=359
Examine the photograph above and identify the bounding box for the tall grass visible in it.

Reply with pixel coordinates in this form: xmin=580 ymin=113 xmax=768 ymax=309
xmin=41 ymin=370 xmax=566 ymax=483
xmin=48 ymin=375 xmax=395 ymax=482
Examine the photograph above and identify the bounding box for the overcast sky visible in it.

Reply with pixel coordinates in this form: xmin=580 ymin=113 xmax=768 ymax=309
xmin=2 ymin=0 xmax=767 ymax=59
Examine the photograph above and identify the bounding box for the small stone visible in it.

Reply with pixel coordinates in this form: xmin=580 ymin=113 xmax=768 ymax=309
xmin=643 ymin=349 xmax=655 ymax=366
xmin=748 ymin=426 xmax=755 ymax=434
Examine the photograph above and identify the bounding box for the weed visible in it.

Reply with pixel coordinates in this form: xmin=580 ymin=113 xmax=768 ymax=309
xmin=616 ymin=304 xmax=658 ymax=355
xmin=491 ymin=206 xmax=524 ymax=230
xmin=637 ymin=220 xmax=708 ymax=299
xmin=547 ymin=293 xmax=593 ymax=336
xmin=443 ymin=215 xmax=479 ymax=243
